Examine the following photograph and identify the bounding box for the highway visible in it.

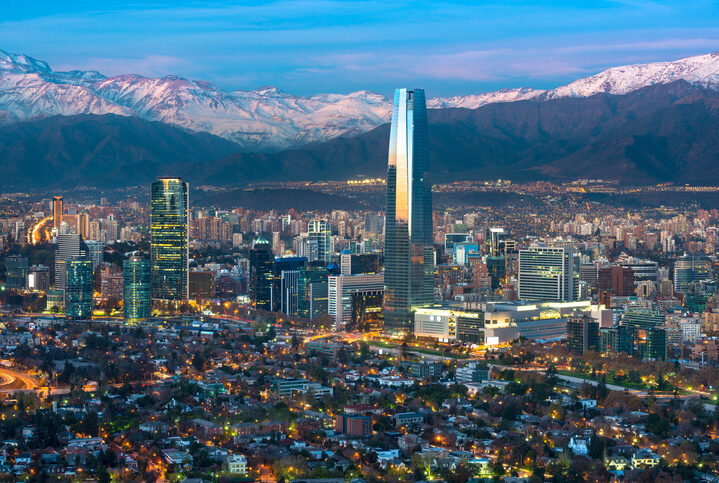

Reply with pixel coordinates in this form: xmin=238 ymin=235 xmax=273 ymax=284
xmin=0 ymin=367 xmax=40 ymax=393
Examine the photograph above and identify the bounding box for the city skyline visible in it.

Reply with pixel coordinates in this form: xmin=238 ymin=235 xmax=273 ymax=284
xmin=0 ymin=4 xmax=719 ymax=482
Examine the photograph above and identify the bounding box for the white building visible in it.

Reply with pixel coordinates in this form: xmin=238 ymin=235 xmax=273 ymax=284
xmin=225 ymin=454 xmax=247 ymax=474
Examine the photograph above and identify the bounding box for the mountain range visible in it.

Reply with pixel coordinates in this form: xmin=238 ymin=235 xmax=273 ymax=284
xmin=1 ymin=49 xmax=719 ymax=189
xmin=3 ymin=49 xmax=719 ymax=150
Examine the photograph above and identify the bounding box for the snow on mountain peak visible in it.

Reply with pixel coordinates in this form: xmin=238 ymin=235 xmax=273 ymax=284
xmin=0 ymin=50 xmax=51 ymax=73
xmin=2 ymin=49 xmax=719 ymax=150
xmin=545 ymin=51 xmax=719 ymax=99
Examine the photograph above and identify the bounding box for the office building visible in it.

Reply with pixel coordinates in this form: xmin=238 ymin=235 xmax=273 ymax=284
xmin=334 ymin=414 xmax=372 ymax=437
xmin=518 ymin=246 xmax=579 ymax=302
xmin=598 ymin=266 xmax=634 ymax=297
xmin=567 ymin=314 xmax=600 ymax=354
xmin=249 ymin=236 xmax=273 ymax=311
xmin=351 ymin=291 xmax=384 ymax=332
xmin=5 ymin=255 xmax=28 ymax=289
xmin=299 ymin=261 xmax=329 ymax=319
xmin=52 ymin=196 xmax=63 ymax=232
xmin=55 ymin=233 xmax=85 ymax=293
xmin=27 ymin=265 xmax=50 ymax=292
xmin=414 ymin=306 xmax=484 ymax=344
xmin=600 ymin=326 xmax=635 ymax=355
xmin=384 ymin=88 xmax=433 ymax=332
xmin=486 ymin=255 xmax=506 ymax=290
xmin=85 ymin=240 xmax=104 ymax=271
xmin=619 ymin=259 xmax=658 ymax=285
xmin=340 ymin=251 xmax=380 ymax=276
xmin=123 ymin=256 xmax=151 ymax=324
xmin=272 ymin=257 xmax=306 ymax=314
xmin=674 ymin=253 xmax=711 ymax=293
xmin=65 ymin=257 xmax=93 ymax=320
xmin=329 ymin=273 xmax=384 ymax=330
xmin=445 ymin=233 xmax=472 ymax=253
xmin=308 ymin=219 xmax=332 ymax=264
xmin=150 ymin=177 xmax=189 ymax=301
xmin=487 ymin=227 xmax=506 ymax=257
xmin=455 ymin=363 xmax=490 ymax=383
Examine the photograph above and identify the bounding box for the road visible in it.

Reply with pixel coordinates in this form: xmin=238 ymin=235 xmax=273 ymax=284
xmin=0 ymin=367 xmax=40 ymax=393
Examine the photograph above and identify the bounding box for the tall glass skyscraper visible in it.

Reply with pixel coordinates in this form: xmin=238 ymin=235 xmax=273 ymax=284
xmin=249 ymin=235 xmax=274 ymax=311
xmin=124 ymin=256 xmax=151 ymax=324
xmin=65 ymin=257 xmax=93 ymax=320
xmin=150 ymin=177 xmax=189 ymax=301
xmin=383 ymin=88 xmax=434 ymax=333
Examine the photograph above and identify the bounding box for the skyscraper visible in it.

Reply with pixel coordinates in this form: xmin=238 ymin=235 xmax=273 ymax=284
xmin=52 ymin=196 xmax=63 ymax=232
xmin=383 ymin=88 xmax=433 ymax=333
xmin=308 ymin=219 xmax=332 ymax=264
xmin=65 ymin=257 xmax=93 ymax=320
xmin=55 ymin=233 xmax=84 ymax=293
xmin=249 ymin=236 xmax=274 ymax=311
xmin=518 ymin=246 xmax=579 ymax=301
xmin=674 ymin=253 xmax=711 ymax=293
xmin=150 ymin=177 xmax=189 ymax=301
xmin=124 ymin=256 xmax=151 ymax=324
xmin=5 ymin=255 xmax=28 ymax=290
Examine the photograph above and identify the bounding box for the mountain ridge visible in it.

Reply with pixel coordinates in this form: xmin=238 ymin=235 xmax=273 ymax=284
xmin=3 ymin=49 xmax=719 ymax=150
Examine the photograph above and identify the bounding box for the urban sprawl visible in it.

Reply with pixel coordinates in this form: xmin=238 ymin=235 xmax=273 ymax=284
xmin=0 ymin=90 xmax=718 ymax=482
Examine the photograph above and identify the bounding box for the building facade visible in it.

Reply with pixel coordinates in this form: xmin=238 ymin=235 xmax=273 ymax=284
xmin=150 ymin=177 xmax=189 ymax=301
xmin=124 ymin=256 xmax=151 ymax=324
xmin=329 ymin=273 xmax=384 ymax=330
xmin=518 ymin=246 xmax=579 ymax=302
xmin=65 ymin=258 xmax=93 ymax=319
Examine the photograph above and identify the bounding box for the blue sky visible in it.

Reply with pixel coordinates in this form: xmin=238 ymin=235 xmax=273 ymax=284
xmin=2 ymin=0 xmax=719 ymax=96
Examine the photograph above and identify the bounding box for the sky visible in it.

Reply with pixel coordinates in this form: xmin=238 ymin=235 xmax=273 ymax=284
xmin=2 ymin=0 xmax=719 ymax=97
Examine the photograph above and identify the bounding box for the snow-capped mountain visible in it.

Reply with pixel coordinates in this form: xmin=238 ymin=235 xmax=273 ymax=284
xmin=0 ymin=50 xmax=391 ymax=150
xmin=544 ymin=52 xmax=719 ymax=99
xmin=427 ymin=87 xmax=545 ymax=109
xmin=2 ymin=49 xmax=719 ymax=150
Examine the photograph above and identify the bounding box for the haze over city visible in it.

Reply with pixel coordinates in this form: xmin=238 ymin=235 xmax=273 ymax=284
xmin=0 ymin=2 xmax=719 ymax=483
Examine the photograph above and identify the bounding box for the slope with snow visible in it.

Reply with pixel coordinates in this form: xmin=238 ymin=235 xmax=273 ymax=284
xmin=2 ymin=49 xmax=719 ymax=150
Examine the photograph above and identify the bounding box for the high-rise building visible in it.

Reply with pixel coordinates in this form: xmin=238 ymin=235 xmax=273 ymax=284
xmin=27 ymin=265 xmax=51 ymax=292
xmin=567 ymin=314 xmax=600 ymax=354
xmin=65 ymin=257 xmax=93 ymax=320
xmin=308 ymin=220 xmax=332 ymax=264
xmin=123 ymin=256 xmax=151 ymax=324
xmin=329 ymin=273 xmax=384 ymax=330
xmin=674 ymin=253 xmax=711 ymax=293
xmin=150 ymin=177 xmax=189 ymax=301
xmin=5 ymin=255 xmax=28 ymax=290
xmin=298 ymin=261 xmax=329 ymax=319
xmin=85 ymin=240 xmax=104 ymax=271
xmin=486 ymin=255 xmax=506 ymax=290
xmin=249 ymin=236 xmax=274 ymax=311
xmin=52 ymin=196 xmax=63 ymax=232
xmin=55 ymin=233 xmax=85 ymax=293
xmin=518 ymin=246 xmax=579 ymax=301
xmin=340 ymin=251 xmax=380 ymax=276
xmin=384 ymin=88 xmax=433 ymax=332
xmin=598 ymin=266 xmax=635 ymax=303
xmin=272 ymin=257 xmax=307 ymax=314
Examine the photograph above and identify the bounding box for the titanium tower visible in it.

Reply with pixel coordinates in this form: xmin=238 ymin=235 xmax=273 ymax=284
xmin=150 ymin=177 xmax=189 ymax=301
xmin=383 ymin=88 xmax=433 ymax=333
